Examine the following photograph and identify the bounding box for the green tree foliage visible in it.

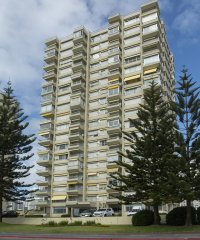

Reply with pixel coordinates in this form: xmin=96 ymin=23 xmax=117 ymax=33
xmin=0 ymin=82 xmax=36 ymax=222
xmin=172 ymin=67 xmax=200 ymax=226
xmin=111 ymin=82 xmax=180 ymax=225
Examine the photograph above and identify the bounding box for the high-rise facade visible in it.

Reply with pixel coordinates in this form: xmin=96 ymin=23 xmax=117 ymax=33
xmin=36 ymin=0 xmax=175 ymax=217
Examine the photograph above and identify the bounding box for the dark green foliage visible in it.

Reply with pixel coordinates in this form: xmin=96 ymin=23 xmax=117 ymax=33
xmin=61 ymin=214 xmax=71 ymax=218
xmin=58 ymin=220 xmax=68 ymax=226
xmin=111 ymin=81 xmax=180 ymax=225
xmin=196 ymin=207 xmax=200 ymax=224
xmin=25 ymin=215 xmax=44 ymax=218
xmin=0 ymin=82 xmax=36 ymax=222
xmin=132 ymin=210 xmax=154 ymax=226
xmin=69 ymin=220 xmax=82 ymax=226
xmin=47 ymin=221 xmax=57 ymax=227
xmin=83 ymin=221 xmax=96 ymax=226
xmin=166 ymin=207 xmax=196 ymax=226
xmin=171 ymin=67 xmax=200 ymax=226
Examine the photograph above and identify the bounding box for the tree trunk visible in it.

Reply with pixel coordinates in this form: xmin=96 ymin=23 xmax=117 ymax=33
xmin=0 ymin=196 xmax=2 ymax=223
xmin=185 ymin=200 xmax=192 ymax=226
xmin=153 ymin=205 xmax=160 ymax=225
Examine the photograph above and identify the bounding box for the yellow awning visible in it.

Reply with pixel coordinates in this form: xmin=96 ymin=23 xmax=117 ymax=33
xmin=144 ymin=68 xmax=157 ymax=75
xmin=108 ymin=85 xmax=119 ymax=89
xmin=108 ymin=168 xmax=118 ymax=173
xmin=87 ymin=172 xmax=97 ymax=176
xmin=68 ymin=181 xmax=78 ymax=185
xmin=52 ymin=196 xmax=66 ymax=201
xmin=109 ymin=78 xmax=119 ymax=82
xmin=124 ymin=74 xmax=140 ymax=81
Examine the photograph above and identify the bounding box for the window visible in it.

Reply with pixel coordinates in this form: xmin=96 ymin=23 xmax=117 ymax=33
xmin=143 ymin=24 xmax=158 ymax=34
xmin=108 ymin=155 xmax=118 ymax=162
xmin=57 ymin=104 xmax=69 ymax=112
xmin=91 ymin=35 xmax=101 ymax=43
xmin=90 ymin=62 xmax=100 ymax=69
xmin=57 ymin=94 xmax=70 ymax=102
xmin=54 ymin=165 xmax=68 ymax=172
xmin=91 ymin=53 xmax=100 ymax=60
xmin=144 ymin=54 xmax=159 ymax=65
xmin=53 ymin=207 xmax=66 ymax=214
xmin=124 ymin=16 xmax=140 ymax=26
xmin=88 ymin=130 xmax=98 ymax=137
xmin=56 ymin=115 xmax=69 ymax=122
xmin=60 ymin=41 xmax=73 ymax=49
xmin=125 ymin=87 xmax=141 ymax=95
xmin=142 ymin=13 xmax=157 ymax=23
xmin=125 ymin=110 xmax=138 ymax=117
xmin=125 ymin=55 xmax=140 ymax=64
xmin=55 ymin=154 xmax=68 ymax=161
xmin=124 ymin=35 xmax=140 ymax=45
xmin=99 ymin=98 xmax=107 ymax=105
xmin=109 ymin=87 xmax=119 ymax=96
xmin=108 ymin=46 xmax=119 ymax=54
xmin=108 ymin=119 xmax=119 ymax=128
xmin=91 ymin=45 xmax=100 ymax=51
xmin=39 ymin=153 xmax=50 ymax=161
xmin=41 ymin=94 xmax=52 ymax=103
xmin=60 ymin=49 xmax=72 ymax=58
xmin=60 ymin=58 xmax=71 ymax=66
xmin=99 ymin=140 xmax=107 ymax=146
xmin=124 ymin=65 xmax=141 ymax=74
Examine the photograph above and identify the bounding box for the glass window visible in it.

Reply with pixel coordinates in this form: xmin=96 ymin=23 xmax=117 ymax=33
xmin=143 ymin=24 xmax=158 ymax=34
xmin=53 ymin=207 xmax=66 ymax=214
xmin=142 ymin=13 xmax=157 ymax=23
xmin=41 ymin=104 xmax=53 ymax=113
xmin=108 ymin=55 xmax=119 ymax=64
xmin=109 ymin=87 xmax=119 ymax=96
xmin=56 ymin=124 xmax=68 ymax=131
xmin=124 ymin=16 xmax=140 ymax=26
xmin=144 ymin=54 xmax=159 ymax=65
xmin=125 ymin=55 xmax=140 ymax=64
xmin=125 ymin=87 xmax=141 ymax=95
xmin=108 ymin=26 xmax=119 ymax=34
xmin=55 ymin=144 xmax=68 ymax=151
xmin=124 ymin=45 xmax=140 ymax=54
xmin=124 ymin=65 xmax=141 ymax=74
xmin=42 ymin=85 xmax=53 ymax=94
xmin=108 ymin=119 xmax=119 ymax=128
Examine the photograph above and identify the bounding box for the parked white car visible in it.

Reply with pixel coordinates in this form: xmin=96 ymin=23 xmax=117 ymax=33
xmin=93 ymin=208 xmax=114 ymax=217
xmin=127 ymin=205 xmax=145 ymax=216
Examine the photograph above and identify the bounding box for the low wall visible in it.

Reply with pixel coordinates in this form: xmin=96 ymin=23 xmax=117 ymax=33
xmin=3 ymin=216 xmax=132 ymax=225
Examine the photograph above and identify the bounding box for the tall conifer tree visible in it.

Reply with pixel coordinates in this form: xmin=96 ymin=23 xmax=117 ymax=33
xmin=0 ymin=82 xmax=35 ymax=222
xmin=172 ymin=67 xmax=200 ymax=226
xmin=111 ymin=82 xmax=180 ymax=225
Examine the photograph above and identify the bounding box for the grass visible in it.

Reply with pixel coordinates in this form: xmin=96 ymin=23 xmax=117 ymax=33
xmin=1 ymin=222 xmax=200 ymax=234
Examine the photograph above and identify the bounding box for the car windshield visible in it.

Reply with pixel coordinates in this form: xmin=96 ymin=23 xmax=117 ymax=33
xmin=132 ymin=209 xmax=140 ymax=212
xmin=82 ymin=210 xmax=90 ymax=213
xmin=98 ymin=208 xmax=106 ymax=211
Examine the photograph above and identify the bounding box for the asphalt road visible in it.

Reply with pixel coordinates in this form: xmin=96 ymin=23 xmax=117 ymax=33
xmin=0 ymin=233 xmax=200 ymax=240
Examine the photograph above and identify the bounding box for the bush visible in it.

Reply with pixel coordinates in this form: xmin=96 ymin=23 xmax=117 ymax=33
xmin=69 ymin=220 xmax=82 ymax=226
xmin=25 ymin=214 xmax=43 ymax=218
xmin=166 ymin=207 xmax=196 ymax=226
xmin=58 ymin=220 xmax=68 ymax=226
xmin=132 ymin=210 xmax=154 ymax=226
xmin=47 ymin=221 xmax=58 ymax=227
xmin=83 ymin=220 xmax=96 ymax=226
xmin=61 ymin=214 xmax=71 ymax=218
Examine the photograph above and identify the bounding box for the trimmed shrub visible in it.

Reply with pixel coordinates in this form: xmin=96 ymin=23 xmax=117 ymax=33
xmin=61 ymin=214 xmax=71 ymax=218
xmin=25 ymin=215 xmax=43 ymax=218
xmin=166 ymin=207 xmax=196 ymax=226
xmin=69 ymin=220 xmax=82 ymax=226
xmin=83 ymin=220 xmax=96 ymax=226
xmin=48 ymin=221 xmax=58 ymax=227
xmin=132 ymin=210 xmax=154 ymax=226
xmin=58 ymin=220 xmax=68 ymax=226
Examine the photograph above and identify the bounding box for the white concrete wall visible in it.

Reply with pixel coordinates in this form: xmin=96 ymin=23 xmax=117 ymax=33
xmin=3 ymin=216 xmax=132 ymax=225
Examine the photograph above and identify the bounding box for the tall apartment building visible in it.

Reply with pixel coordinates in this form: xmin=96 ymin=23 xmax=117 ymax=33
xmin=36 ymin=0 xmax=175 ymax=217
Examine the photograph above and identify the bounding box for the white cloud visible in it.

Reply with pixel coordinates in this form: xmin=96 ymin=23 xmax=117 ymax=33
xmin=0 ymin=0 xmax=174 ymax=184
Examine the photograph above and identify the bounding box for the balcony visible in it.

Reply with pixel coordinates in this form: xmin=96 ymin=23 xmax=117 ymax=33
xmin=108 ymin=70 xmax=122 ymax=81
xmin=68 ymin=163 xmax=83 ymax=173
xmin=38 ymin=134 xmax=53 ymax=147
xmin=71 ymin=80 xmax=85 ymax=91
xmin=143 ymin=25 xmax=159 ymax=40
xmin=71 ymin=71 xmax=86 ymax=81
xmin=36 ymin=168 xmax=51 ymax=177
xmin=36 ymin=200 xmax=50 ymax=207
xmin=72 ymin=61 xmax=86 ymax=72
xmin=69 ymin=132 xmax=84 ymax=142
xmin=108 ymin=60 xmax=121 ymax=70
xmin=68 ymin=143 xmax=84 ymax=152
xmin=36 ymin=180 xmax=49 ymax=187
xmin=107 ymin=102 xmax=121 ymax=112
xmin=37 ymin=157 xmax=52 ymax=167
xmin=69 ymin=111 xmax=84 ymax=121
xmin=43 ymin=62 xmax=57 ymax=72
xmin=36 ymin=188 xmax=50 ymax=196
xmin=44 ymin=49 xmax=57 ymax=63
xmin=45 ymin=37 xmax=59 ymax=47
xmin=107 ymin=136 xmax=122 ymax=146
xmin=39 ymin=122 xmax=53 ymax=134
xmin=43 ymin=71 xmax=57 ymax=81
xmin=107 ymin=125 xmax=121 ymax=135
xmin=107 ymin=160 xmax=119 ymax=169
xmin=107 ymin=92 xmax=121 ymax=102
xmin=67 ymin=187 xmax=83 ymax=195
xmin=70 ymin=100 xmax=85 ymax=110
xmin=73 ymin=43 xmax=87 ymax=54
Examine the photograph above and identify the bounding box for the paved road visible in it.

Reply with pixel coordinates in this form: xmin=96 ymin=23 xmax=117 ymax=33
xmin=0 ymin=233 xmax=200 ymax=240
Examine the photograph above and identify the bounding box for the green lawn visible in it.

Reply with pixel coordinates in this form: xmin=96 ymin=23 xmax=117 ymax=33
xmin=1 ymin=222 xmax=200 ymax=234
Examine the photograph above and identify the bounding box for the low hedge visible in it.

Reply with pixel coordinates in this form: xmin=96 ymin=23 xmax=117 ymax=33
xmin=166 ymin=206 xmax=196 ymax=226
xmin=25 ymin=215 xmax=44 ymax=218
xmin=132 ymin=210 xmax=154 ymax=226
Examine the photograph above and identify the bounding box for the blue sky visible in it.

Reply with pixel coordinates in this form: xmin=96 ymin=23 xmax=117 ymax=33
xmin=0 ymin=0 xmax=200 ymax=183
